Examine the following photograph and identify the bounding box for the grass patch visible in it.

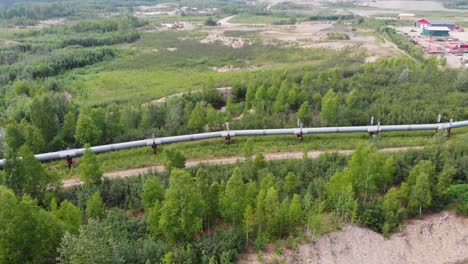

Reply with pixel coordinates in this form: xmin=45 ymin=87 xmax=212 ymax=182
xmin=71 ymin=68 xmax=247 ymax=104
xmin=0 ymin=28 xmax=20 ymax=40
xmin=62 ymin=30 xmax=362 ymax=104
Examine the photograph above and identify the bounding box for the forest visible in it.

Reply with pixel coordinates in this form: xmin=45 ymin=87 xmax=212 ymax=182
xmin=0 ymin=1 xmax=468 ymax=263
xmin=1 ymin=135 xmax=467 ymax=263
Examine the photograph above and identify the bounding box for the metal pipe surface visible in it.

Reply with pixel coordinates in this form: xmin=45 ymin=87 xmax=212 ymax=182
xmin=1 ymin=120 xmax=467 ymax=167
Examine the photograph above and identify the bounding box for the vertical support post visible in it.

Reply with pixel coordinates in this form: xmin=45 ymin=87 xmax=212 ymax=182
xmin=436 ymin=114 xmax=442 ymax=134
xmin=297 ymin=122 xmax=304 ymax=141
xmin=66 ymin=155 xmax=73 ymax=169
xmin=368 ymin=116 xmax=375 ymax=137
xmin=225 ymin=122 xmax=231 ymax=144
xmin=446 ymin=119 xmax=453 ymax=138
xmin=151 ymin=134 xmax=158 ymax=154
xmin=152 ymin=142 xmax=158 ymax=154
xmin=374 ymin=121 xmax=381 ymax=137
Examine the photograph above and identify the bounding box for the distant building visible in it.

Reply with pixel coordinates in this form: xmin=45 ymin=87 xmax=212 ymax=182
xmin=398 ymin=13 xmax=415 ymax=20
xmin=417 ymin=18 xmax=455 ymax=30
xmin=422 ymin=26 xmax=450 ymax=37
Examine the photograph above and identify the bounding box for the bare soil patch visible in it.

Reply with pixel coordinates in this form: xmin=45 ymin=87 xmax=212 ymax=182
xmin=16 ymin=18 xmax=66 ymax=29
xmin=201 ymin=30 xmax=252 ymax=48
xmin=239 ymin=212 xmax=468 ymax=264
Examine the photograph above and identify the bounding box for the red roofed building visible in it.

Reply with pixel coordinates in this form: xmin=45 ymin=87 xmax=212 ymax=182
xmin=417 ymin=18 xmax=455 ymax=30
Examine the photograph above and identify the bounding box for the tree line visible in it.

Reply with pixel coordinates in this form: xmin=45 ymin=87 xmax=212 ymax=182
xmin=2 ymin=56 xmax=467 ymax=156
xmin=0 ymin=16 xmax=145 ymax=86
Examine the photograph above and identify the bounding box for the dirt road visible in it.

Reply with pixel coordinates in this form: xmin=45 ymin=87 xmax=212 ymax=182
xmin=62 ymin=146 xmax=422 ymax=187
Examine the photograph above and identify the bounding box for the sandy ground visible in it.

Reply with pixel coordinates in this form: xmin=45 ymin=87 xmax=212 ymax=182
xmin=239 ymin=212 xmax=468 ymax=264
xmin=201 ymin=30 xmax=252 ymax=48
xmin=62 ymin=146 xmax=421 ymax=187
xmin=15 ymin=18 xmax=66 ymax=29
xmin=215 ymin=15 xmax=402 ymax=60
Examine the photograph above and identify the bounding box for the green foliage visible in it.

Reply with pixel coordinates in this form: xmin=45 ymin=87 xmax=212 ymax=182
xmin=306 ymin=201 xmax=327 ymax=238
xmin=53 ymin=139 xmax=467 ymax=262
xmin=297 ymin=101 xmax=311 ymax=126
xmin=75 ymin=108 xmax=102 ymax=146
xmin=326 ymin=174 xmax=358 ymax=223
xmin=86 ymin=191 xmax=104 ymax=220
xmin=409 ymin=171 xmax=432 ymax=217
xmin=30 ymin=94 xmax=59 ymax=143
xmin=58 ymin=210 xmax=147 ymax=264
xmin=448 ymin=184 xmax=468 ymax=215
xmin=188 ymin=101 xmax=207 ymax=132
xmin=163 ymin=149 xmax=186 ymax=171
xmin=5 ymin=144 xmax=59 ymax=200
xmin=142 ymin=177 xmax=164 ymax=210
xmin=0 ymin=186 xmax=64 ymax=264
xmin=62 ymin=111 xmax=77 ymax=145
xmin=194 ymin=226 xmax=245 ymax=263
xmin=381 ymin=187 xmax=404 ymax=236
xmin=220 ymin=167 xmax=248 ymax=224
xmin=284 ymin=172 xmax=300 ymax=197
xmin=52 ymin=199 xmax=83 ymax=233
xmin=157 ymin=169 xmax=204 ymax=243
xmin=243 ymin=205 xmax=255 ymax=245
xmin=406 ymin=160 xmax=435 ymax=216
xmin=320 ymin=89 xmax=340 ymax=126
xmin=79 ymin=146 xmax=103 ymax=185
xmin=204 ymin=17 xmax=218 ymax=26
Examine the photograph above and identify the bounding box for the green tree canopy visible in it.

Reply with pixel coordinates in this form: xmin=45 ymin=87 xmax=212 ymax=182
xmin=58 ymin=210 xmax=135 ymax=264
xmin=52 ymin=199 xmax=83 ymax=233
xmin=30 ymin=94 xmax=59 ymax=143
xmin=320 ymin=88 xmax=340 ymax=126
xmin=0 ymin=186 xmax=64 ymax=264
xmin=297 ymin=101 xmax=312 ymax=126
xmin=62 ymin=111 xmax=77 ymax=145
xmin=79 ymin=146 xmax=102 ymax=185
xmin=142 ymin=177 xmax=164 ymax=210
xmin=5 ymin=144 xmax=59 ymax=200
xmin=75 ymin=107 xmax=102 ymax=146
xmin=86 ymin=191 xmax=105 ymax=220
xmin=188 ymin=102 xmax=206 ymax=132
xmin=220 ymin=167 xmax=248 ymax=224
xmin=157 ymin=169 xmax=204 ymax=243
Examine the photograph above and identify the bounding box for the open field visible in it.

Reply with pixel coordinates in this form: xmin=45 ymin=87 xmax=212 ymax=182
xmin=65 ymin=30 xmax=363 ymax=104
xmin=52 ymin=11 xmax=410 ymax=105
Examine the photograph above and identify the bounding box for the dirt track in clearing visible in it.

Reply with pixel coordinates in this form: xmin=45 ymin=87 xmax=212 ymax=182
xmin=62 ymin=146 xmax=422 ymax=187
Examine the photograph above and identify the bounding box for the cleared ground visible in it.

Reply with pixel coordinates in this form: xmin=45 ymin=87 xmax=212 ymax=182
xmin=239 ymin=212 xmax=468 ymax=264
